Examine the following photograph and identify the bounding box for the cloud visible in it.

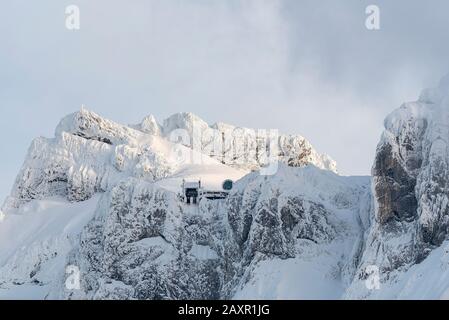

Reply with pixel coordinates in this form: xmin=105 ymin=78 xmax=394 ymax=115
xmin=1 ymin=0 xmax=449 ymax=202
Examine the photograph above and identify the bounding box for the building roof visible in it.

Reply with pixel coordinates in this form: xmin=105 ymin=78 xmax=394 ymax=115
xmin=184 ymin=181 xmax=200 ymax=188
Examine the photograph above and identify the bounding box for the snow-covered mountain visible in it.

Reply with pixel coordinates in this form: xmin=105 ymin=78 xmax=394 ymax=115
xmin=3 ymin=76 xmax=449 ymax=300
xmin=0 ymin=108 xmax=343 ymax=299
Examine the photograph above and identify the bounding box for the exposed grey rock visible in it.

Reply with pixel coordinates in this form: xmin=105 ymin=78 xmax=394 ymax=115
xmin=345 ymin=76 xmax=449 ymax=298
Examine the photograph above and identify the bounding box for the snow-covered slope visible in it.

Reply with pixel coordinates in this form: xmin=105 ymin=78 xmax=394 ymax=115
xmin=0 ymin=196 xmax=100 ymax=299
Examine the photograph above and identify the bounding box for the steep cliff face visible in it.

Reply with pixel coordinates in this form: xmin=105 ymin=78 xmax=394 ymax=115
xmin=225 ymin=166 xmax=370 ymax=298
xmin=59 ymin=165 xmax=368 ymax=300
xmin=345 ymin=76 xmax=449 ymax=299
xmin=60 ymin=179 xmax=236 ymax=299
xmin=65 ymin=179 xmax=229 ymax=300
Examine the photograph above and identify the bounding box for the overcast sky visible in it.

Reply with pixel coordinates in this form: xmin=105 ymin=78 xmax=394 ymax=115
xmin=1 ymin=0 xmax=449 ymax=203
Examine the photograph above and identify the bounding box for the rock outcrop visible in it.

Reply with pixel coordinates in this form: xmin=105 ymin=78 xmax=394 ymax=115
xmin=345 ymin=75 xmax=449 ymax=298
xmin=61 ymin=165 xmax=367 ymax=299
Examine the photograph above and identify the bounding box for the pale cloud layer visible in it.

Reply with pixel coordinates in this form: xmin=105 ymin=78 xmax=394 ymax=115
xmin=1 ymin=0 xmax=449 ymax=202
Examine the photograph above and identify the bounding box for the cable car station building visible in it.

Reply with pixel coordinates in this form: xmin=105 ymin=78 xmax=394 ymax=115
xmin=181 ymin=179 xmax=233 ymax=205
